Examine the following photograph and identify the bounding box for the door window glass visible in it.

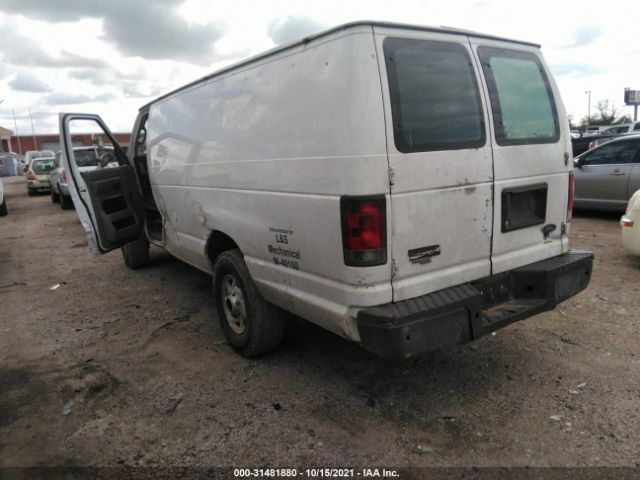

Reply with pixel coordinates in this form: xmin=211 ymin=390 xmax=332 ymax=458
xmin=384 ymin=38 xmax=485 ymax=153
xmin=583 ymin=140 xmax=640 ymax=165
xmin=478 ymin=47 xmax=559 ymax=145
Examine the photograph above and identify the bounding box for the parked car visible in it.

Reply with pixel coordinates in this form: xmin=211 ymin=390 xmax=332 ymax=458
xmin=585 ymin=126 xmax=610 ymax=135
xmin=0 ymin=177 xmax=7 ymax=216
xmin=59 ymin=21 xmax=592 ymax=358
xmin=621 ymin=189 xmax=640 ymax=255
xmin=601 ymin=121 xmax=640 ymax=136
xmin=573 ymin=134 xmax=640 ymax=211
xmin=50 ymin=146 xmax=116 ymax=209
xmin=23 ymin=150 xmax=55 ymax=173
xmin=26 ymin=156 xmax=56 ymax=195
xmin=571 ymin=132 xmax=621 ymax=157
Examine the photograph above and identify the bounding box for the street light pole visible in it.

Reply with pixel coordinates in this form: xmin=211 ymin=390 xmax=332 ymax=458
xmin=585 ymin=90 xmax=591 ymax=127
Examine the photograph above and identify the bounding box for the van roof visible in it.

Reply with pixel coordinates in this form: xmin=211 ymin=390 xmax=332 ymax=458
xmin=141 ymin=20 xmax=540 ymax=110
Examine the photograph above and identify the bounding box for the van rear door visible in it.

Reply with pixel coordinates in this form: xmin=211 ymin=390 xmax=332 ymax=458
xmin=469 ymin=39 xmax=570 ymax=275
xmin=374 ymin=27 xmax=494 ymax=301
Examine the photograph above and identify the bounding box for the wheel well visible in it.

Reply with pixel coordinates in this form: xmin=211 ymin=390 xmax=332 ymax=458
xmin=206 ymin=230 xmax=239 ymax=268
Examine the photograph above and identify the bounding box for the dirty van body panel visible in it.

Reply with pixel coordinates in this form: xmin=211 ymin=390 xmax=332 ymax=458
xmin=469 ymin=38 xmax=572 ymax=274
xmin=373 ymin=27 xmax=494 ymax=302
xmin=146 ymin=27 xmax=390 ymax=340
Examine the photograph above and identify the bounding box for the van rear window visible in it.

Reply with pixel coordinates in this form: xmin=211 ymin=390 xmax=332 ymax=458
xmin=383 ymin=38 xmax=486 ymax=153
xmin=478 ymin=47 xmax=559 ymax=146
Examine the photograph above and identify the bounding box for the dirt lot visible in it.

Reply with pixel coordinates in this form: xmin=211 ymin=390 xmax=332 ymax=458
xmin=1 ymin=175 xmax=639 ymax=474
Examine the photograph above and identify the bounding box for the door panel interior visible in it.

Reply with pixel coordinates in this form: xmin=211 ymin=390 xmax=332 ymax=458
xmin=80 ymin=165 xmax=144 ymax=250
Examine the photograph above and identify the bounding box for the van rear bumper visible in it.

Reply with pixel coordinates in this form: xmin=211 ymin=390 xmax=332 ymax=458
xmin=357 ymin=251 xmax=593 ymax=358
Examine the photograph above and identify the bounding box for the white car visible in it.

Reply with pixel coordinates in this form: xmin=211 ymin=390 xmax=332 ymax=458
xmin=621 ymin=189 xmax=640 ymax=255
xmin=0 ymin=177 xmax=7 ymax=216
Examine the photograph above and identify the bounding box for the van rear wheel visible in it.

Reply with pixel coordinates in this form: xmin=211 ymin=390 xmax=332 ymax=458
xmin=0 ymin=199 xmax=7 ymax=216
xmin=51 ymin=187 xmax=60 ymax=203
xmin=213 ymin=249 xmax=284 ymax=357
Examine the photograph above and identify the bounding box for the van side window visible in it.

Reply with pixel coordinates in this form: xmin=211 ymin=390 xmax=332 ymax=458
xmin=383 ymin=38 xmax=486 ymax=153
xmin=634 ymin=123 xmax=640 ymax=132
xmin=478 ymin=47 xmax=559 ymax=146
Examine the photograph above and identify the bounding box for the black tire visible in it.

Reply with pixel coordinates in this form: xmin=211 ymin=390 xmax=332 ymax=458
xmin=27 ymin=187 xmax=35 ymax=196
xmin=51 ymin=187 xmax=60 ymax=203
xmin=213 ymin=249 xmax=285 ymax=357
xmin=60 ymin=193 xmax=73 ymax=210
xmin=121 ymin=235 xmax=150 ymax=269
xmin=0 ymin=199 xmax=7 ymax=217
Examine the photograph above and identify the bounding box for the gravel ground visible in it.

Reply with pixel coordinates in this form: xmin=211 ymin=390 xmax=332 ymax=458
xmin=0 ymin=175 xmax=638 ymax=476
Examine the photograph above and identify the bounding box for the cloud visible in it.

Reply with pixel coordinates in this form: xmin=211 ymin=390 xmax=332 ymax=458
xmin=45 ymin=92 xmax=114 ymax=105
xmin=0 ymin=22 xmax=108 ymax=69
xmin=549 ymin=62 xmax=606 ymax=77
xmin=0 ymin=0 xmax=226 ymax=64
xmin=68 ymin=66 xmax=147 ymax=87
xmin=560 ymin=25 xmax=603 ymax=48
xmin=267 ymin=16 xmax=327 ymax=45
xmin=8 ymin=72 xmax=53 ymax=93
xmin=122 ymin=83 xmax=164 ymax=98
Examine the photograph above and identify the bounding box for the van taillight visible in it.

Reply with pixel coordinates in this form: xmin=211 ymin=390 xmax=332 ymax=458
xmin=567 ymin=172 xmax=575 ymax=222
xmin=340 ymin=196 xmax=387 ymax=267
xmin=62 ymin=170 xmax=67 ymax=182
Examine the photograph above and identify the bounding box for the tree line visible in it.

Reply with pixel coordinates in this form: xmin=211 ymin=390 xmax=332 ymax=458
xmin=568 ymin=100 xmax=633 ymax=131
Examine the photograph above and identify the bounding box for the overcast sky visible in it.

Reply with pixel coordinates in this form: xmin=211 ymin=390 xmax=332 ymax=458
xmin=0 ymin=0 xmax=638 ymax=136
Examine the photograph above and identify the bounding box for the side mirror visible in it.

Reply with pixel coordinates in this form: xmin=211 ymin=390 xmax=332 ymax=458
xmin=574 ymin=157 xmax=584 ymax=169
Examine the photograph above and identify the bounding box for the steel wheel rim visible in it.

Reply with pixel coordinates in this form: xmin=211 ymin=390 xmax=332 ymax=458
xmin=221 ymin=274 xmax=247 ymax=335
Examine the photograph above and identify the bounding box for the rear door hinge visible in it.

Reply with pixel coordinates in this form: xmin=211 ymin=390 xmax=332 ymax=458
xmin=388 ymin=166 xmax=396 ymax=186
xmin=391 ymin=258 xmax=398 ymax=278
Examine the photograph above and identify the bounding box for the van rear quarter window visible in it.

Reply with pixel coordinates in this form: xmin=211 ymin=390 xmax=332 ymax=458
xmin=383 ymin=38 xmax=486 ymax=153
xmin=478 ymin=47 xmax=559 ymax=146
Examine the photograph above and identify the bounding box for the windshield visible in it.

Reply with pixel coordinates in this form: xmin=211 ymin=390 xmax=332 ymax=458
xmin=33 ymin=151 xmax=55 ymax=159
xmin=74 ymin=148 xmax=114 ymax=167
xmin=32 ymin=159 xmax=56 ymax=174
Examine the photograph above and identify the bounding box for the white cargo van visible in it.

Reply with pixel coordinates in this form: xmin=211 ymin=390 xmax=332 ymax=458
xmin=59 ymin=22 xmax=592 ymax=358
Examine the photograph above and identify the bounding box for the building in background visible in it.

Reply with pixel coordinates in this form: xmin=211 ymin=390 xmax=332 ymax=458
xmin=0 ymin=126 xmax=131 ymax=154
xmin=8 ymin=132 xmax=131 ymax=153
xmin=0 ymin=126 xmax=12 ymax=152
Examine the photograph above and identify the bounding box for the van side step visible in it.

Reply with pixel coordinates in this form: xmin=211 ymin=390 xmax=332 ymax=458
xmin=357 ymin=251 xmax=593 ymax=358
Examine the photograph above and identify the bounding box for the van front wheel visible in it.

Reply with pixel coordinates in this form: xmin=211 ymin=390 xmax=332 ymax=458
xmin=121 ymin=235 xmax=150 ymax=269
xmin=213 ymin=249 xmax=284 ymax=357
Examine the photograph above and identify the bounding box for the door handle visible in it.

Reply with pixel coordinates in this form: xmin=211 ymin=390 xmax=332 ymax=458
xmin=610 ymin=170 xmax=626 ymax=176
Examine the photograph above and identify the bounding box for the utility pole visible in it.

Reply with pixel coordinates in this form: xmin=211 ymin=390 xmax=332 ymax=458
xmin=29 ymin=110 xmax=37 ymax=150
xmin=12 ymin=111 xmax=23 ymax=155
xmin=585 ymin=90 xmax=591 ymax=127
